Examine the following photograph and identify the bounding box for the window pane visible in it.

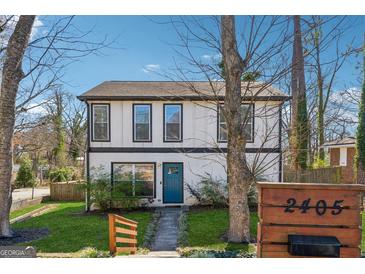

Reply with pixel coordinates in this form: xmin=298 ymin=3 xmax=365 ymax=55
xmin=244 ymin=124 xmax=252 ymax=140
xmin=219 ymin=123 xmax=228 ymax=141
xmin=165 ymin=105 xmax=181 ymax=141
xmin=113 ymin=164 xmax=133 ymax=197
xmin=135 ymin=164 xmax=154 ymax=181
xmin=165 ymin=105 xmax=181 ymax=123
xmin=135 ymin=105 xmax=150 ymax=123
xmin=94 ymin=105 xmax=108 ymax=123
xmin=240 ymin=105 xmax=251 ymax=123
xmin=166 ymin=123 xmax=180 ymax=140
xmin=134 ymin=105 xmax=150 ymax=141
xmin=135 ymin=180 xmax=153 ymax=196
xmin=94 ymin=123 xmax=108 ymax=140
xmin=136 ymin=124 xmax=150 ymax=140
xmin=113 ymin=164 xmax=133 ymax=181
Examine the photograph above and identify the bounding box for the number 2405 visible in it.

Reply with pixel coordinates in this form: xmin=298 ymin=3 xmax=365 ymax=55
xmin=284 ymin=198 xmax=344 ymax=216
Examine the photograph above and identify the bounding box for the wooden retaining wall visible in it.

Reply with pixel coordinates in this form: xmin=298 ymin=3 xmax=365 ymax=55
xmin=50 ymin=181 xmax=85 ymax=201
xmin=257 ymin=182 xmax=365 ymax=258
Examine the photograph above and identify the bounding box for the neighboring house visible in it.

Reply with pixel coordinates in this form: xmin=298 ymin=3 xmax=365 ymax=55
xmin=77 ymin=81 xmax=289 ymax=206
xmin=323 ymin=137 xmax=356 ymax=183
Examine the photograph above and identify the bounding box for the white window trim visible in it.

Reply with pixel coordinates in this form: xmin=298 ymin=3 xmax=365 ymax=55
xmin=164 ymin=104 xmax=182 ymax=142
xmin=133 ymin=104 xmax=152 ymax=142
xmin=92 ymin=104 xmax=109 ymax=141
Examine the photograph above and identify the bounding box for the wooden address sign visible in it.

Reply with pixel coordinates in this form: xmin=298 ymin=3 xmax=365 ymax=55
xmin=257 ymin=182 xmax=365 ymax=258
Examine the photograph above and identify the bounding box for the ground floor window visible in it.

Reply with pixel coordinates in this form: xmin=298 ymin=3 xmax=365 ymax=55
xmin=112 ymin=163 xmax=155 ymax=198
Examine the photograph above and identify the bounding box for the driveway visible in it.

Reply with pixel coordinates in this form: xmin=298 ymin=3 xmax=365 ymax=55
xmin=12 ymin=187 xmax=50 ymax=202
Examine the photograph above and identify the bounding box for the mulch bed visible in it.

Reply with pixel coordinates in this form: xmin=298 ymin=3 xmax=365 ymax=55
xmin=0 ymin=228 xmax=49 ymax=246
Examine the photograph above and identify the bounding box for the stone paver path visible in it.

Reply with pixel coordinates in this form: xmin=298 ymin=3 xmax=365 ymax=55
xmin=151 ymin=207 xmax=182 ymax=251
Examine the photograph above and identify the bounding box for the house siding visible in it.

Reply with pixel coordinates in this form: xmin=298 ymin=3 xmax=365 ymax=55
xmin=86 ymin=99 xmax=283 ymax=206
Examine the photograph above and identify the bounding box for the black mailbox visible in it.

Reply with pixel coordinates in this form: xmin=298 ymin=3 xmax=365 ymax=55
xmin=288 ymin=235 xmax=341 ymax=257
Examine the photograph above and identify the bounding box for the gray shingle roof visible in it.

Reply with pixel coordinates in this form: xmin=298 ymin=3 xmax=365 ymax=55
xmin=77 ymin=81 xmax=289 ymax=101
xmin=322 ymin=137 xmax=356 ymax=147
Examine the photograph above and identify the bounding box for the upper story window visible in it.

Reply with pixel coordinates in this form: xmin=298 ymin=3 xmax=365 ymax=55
xmin=164 ymin=104 xmax=182 ymax=142
xmin=218 ymin=103 xmax=254 ymax=143
xmin=133 ymin=104 xmax=152 ymax=142
xmin=92 ymin=104 xmax=110 ymax=142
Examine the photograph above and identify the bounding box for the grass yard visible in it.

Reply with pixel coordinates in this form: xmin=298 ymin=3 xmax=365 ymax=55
xmin=186 ymin=207 xmax=258 ymax=252
xmin=10 ymin=204 xmax=45 ymax=220
xmin=11 ymin=202 xmax=152 ymax=254
xmin=187 ymin=208 xmax=365 ymax=254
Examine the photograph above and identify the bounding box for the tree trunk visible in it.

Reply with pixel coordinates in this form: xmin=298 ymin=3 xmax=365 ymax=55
xmin=0 ymin=15 xmax=35 ymax=237
xmin=290 ymin=15 xmax=308 ymax=171
xmin=355 ymin=35 xmax=365 ymax=185
xmin=221 ymin=15 xmax=251 ymax=243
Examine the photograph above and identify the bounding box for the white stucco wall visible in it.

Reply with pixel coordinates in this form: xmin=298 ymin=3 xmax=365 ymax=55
xmin=88 ymin=151 xmax=280 ymax=206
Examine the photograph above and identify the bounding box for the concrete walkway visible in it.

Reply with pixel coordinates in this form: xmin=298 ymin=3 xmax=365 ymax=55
xmin=151 ymin=207 xmax=182 ymax=251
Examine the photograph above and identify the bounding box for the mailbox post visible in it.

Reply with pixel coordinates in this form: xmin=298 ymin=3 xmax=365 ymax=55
xmin=257 ymin=182 xmax=365 ymax=258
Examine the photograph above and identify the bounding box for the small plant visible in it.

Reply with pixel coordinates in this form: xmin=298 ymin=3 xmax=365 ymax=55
xmin=187 ymin=173 xmax=228 ymax=207
xmin=177 ymin=211 xmax=189 ymax=247
xmin=49 ymin=167 xmax=73 ymax=182
xmin=15 ymin=157 xmax=35 ymax=188
xmin=141 ymin=211 xmax=161 ymax=249
xmin=78 ymin=247 xmax=110 ymax=258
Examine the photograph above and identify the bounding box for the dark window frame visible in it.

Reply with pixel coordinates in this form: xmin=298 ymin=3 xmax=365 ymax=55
xmin=163 ymin=103 xmax=183 ymax=143
xmin=132 ymin=103 xmax=152 ymax=142
xmin=217 ymin=103 xmax=255 ymax=143
xmin=90 ymin=103 xmax=111 ymax=142
xmin=111 ymin=162 xmax=156 ymax=199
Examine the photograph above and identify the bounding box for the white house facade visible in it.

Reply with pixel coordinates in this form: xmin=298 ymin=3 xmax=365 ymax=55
xmin=78 ymin=81 xmax=289 ymax=207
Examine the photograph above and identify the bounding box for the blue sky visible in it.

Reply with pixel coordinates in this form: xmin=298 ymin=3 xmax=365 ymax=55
xmin=34 ymin=16 xmax=364 ymax=97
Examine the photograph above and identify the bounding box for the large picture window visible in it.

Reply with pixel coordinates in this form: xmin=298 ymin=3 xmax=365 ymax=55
xmin=112 ymin=163 xmax=155 ymax=198
xmin=164 ymin=104 xmax=182 ymax=142
xmin=92 ymin=104 xmax=110 ymax=141
xmin=133 ymin=104 xmax=152 ymax=142
xmin=218 ymin=104 xmax=254 ymax=142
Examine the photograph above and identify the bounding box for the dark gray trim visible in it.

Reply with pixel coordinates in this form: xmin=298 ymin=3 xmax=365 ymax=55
xmin=132 ymin=103 xmax=152 ymax=143
xmin=90 ymin=103 xmax=111 ymax=142
xmin=163 ymin=103 xmax=183 ymax=143
xmin=78 ymin=95 xmax=290 ymax=102
xmin=111 ymin=162 xmax=156 ymax=199
xmin=278 ymin=104 xmax=283 ymax=182
xmin=217 ymin=103 xmax=254 ymax=143
xmin=86 ymin=102 xmax=91 ymax=211
xmin=162 ymin=162 xmax=184 ymax=204
xmin=89 ymin=147 xmax=280 ymax=153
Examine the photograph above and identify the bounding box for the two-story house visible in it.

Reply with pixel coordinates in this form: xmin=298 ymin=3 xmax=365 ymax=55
xmin=78 ymin=81 xmax=289 ymax=206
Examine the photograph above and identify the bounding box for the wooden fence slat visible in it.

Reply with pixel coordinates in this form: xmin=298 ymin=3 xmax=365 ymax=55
xmin=116 ymin=247 xmax=137 ymax=253
xmin=115 ymin=218 xmax=138 ymax=228
xmin=115 ymin=227 xmax=138 ymax=236
xmin=50 ymin=181 xmax=85 ymax=201
xmin=116 ymin=237 xmax=137 ymax=244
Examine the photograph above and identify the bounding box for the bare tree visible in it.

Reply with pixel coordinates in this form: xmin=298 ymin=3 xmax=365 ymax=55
xmin=0 ymin=15 xmax=35 ymax=237
xmin=156 ymin=15 xmax=292 ymax=242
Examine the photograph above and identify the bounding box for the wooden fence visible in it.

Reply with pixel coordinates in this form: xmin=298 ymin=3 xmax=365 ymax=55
xmin=284 ymin=167 xmax=344 ymax=184
xmin=50 ymin=181 xmax=85 ymax=201
xmin=108 ymin=214 xmax=138 ymax=255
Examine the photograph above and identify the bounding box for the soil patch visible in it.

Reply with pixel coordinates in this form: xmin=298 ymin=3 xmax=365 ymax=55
xmin=0 ymin=228 xmax=49 ymax=245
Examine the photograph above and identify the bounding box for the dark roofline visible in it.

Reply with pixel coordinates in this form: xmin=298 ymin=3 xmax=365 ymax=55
xmin=77 ymin=95 xmax=291 ymax=102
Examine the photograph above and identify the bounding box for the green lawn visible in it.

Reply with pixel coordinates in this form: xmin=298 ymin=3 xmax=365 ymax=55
xmin=186 ymin=208 xmax=258 ymax=252
xmin=10 ymin=204 xmax=45 ymax=220
xmin=187 ymin=208 xmax=365 ymax=254
xmin=11 ymin=202 xmax=152 ymax=253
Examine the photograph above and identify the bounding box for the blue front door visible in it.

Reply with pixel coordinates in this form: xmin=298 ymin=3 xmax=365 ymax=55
xmin=163 ymin=163 xmax=183 ymax=203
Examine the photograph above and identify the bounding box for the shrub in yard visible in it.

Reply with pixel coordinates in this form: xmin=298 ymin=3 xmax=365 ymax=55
xmin=15 ymin=157 xmax=35 ymax=188
xmin=187 ymin=173 xmax=228 ymax=207
xmin=78 ymin=247 xmax=110 ymax=258
xmin=49 ymin=167 xmax=73 ymax=182
xmin=178 ymin=248 xmax=256 ymax=258
xmin=89 ymin=175 xmax=112 ymax=211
